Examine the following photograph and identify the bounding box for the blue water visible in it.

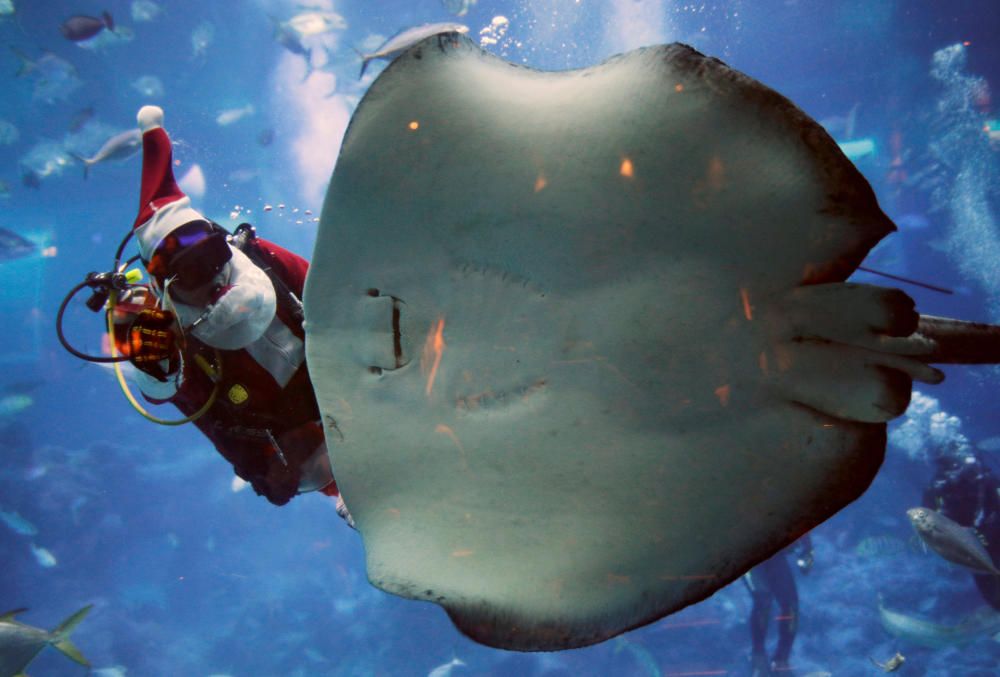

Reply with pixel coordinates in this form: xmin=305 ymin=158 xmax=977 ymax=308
xmin=2 ymin=1 xmax=1000 ymax=675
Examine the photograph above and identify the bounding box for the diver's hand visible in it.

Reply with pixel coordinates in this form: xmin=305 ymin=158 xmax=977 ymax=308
xmin=127 ymin=308 xmax=180 ymax=382
xmin=260 ymin=457 xmax=301 ymax=507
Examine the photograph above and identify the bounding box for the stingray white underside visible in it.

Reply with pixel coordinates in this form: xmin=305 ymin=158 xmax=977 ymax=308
xmin=304 ymin=35 xmax=937 ymax=650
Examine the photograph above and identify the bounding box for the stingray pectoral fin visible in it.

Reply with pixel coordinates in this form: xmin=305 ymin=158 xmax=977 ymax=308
xmin=769 ymin=341 xmax=911 ymax=422
xmin=775 ymin=283 xmax=918 ymax=343
xmin=763 ymin=283 xmax=943 ymax=422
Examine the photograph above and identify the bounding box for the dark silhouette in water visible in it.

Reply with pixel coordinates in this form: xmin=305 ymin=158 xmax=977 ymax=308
xmin=20 ymin=169 xmax=39 ymax=190
xmin=59 ymin=12 xmax=114 ymax=42
xmin=744 ymin=536 xmax=814 ymax=677
xmin=257 ymin=128 xmax=275 ymax=147
xmin=0 ymin=227 xmax=36 ymax=262
xmin=68 ymin=106 xmax=95 ymax=132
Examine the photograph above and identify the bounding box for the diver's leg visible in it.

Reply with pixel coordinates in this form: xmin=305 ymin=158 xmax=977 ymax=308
xmin=744 ymin=571 xmax=774 ymax=677
xmin=768 ymin=556 xmax=799 ymax=672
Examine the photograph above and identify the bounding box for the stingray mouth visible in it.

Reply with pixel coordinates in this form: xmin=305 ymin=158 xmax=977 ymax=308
xmin=365 ymin=288 xmax=408 ymax=372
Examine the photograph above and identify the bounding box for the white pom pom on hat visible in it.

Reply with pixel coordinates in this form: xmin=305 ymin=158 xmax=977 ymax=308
xmin=137 ymin=105 xmax=164 ymax=133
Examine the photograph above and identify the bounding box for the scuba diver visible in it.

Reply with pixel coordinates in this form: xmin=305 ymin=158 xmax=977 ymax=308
xmin=57 ymin=106 xmax=350 ymax=520
xmin=922 ymin=440 xmax=1000 ymax=610
xmin=743 ymin=535 xmax=813 ymax=677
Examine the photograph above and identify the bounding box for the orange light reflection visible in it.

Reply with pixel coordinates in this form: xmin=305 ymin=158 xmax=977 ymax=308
xmin=740 ymin=288 xmax=753 ymax=320
xmin=422 ymin=317 xmax=446 ymax=396
xmin=714 ymin=384 xmax=730 ymax=407
xmin=436 ymin=423 xmax=468 ymax=472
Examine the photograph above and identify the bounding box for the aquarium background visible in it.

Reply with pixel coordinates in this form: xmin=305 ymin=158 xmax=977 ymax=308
xmin=1 ymin=1 xmax=1000 ymax=675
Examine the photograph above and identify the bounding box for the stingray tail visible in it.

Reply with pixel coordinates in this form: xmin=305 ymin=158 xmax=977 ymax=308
xmin=912 ymin=316 xmax=1000 ymax=364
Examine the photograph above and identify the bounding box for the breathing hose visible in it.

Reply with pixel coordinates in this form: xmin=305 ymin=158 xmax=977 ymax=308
xmin=57 ymin=228 xmax=221 ymax=426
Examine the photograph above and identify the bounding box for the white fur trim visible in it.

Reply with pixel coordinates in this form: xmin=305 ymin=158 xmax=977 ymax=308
xmin=169 ymin=247 xmax=277 ymax=350
xmin=133 ymin=354 xmax=183 ymax=400
xmin=137 ymin=105 xmax=164 ymax=133
xmin=245 ymin=314 xmax=304 ymax=387
xmin=134 ymin=196 xmax=204 ymax=259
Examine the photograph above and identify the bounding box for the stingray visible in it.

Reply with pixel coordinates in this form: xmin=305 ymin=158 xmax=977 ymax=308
xmin=303 ymin=34 xmax=1000 ymax=651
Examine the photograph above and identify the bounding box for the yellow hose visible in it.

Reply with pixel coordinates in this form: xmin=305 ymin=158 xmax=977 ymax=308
xmin=106 ymin=287 xmax=220 ymax=426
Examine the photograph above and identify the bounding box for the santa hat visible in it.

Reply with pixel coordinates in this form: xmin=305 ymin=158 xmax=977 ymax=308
xmin=132 ymin=106 xmax=205 ymax=261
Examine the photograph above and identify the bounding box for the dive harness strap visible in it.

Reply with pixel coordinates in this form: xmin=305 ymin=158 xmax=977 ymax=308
xmin=216 ymin=224 xmax=310 ymax=466
xmin=231 ymin=223 xmax=305 ymax=326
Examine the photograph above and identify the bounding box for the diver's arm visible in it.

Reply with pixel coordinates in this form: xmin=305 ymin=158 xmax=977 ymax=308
xmin=792 ymin=534 xmax=814 ymax=572
xmin=121 ymin=305 xmax=184 ymax=400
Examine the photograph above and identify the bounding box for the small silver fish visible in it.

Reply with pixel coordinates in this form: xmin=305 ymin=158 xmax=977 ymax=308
xmin=879 ymin=598 xmax=1000 ymax=648
xmin=878 ymin=600 xmax=956 ymax=648
xmin=0 ymin=508 xmax=37 ymax=536
xmin=130 ymin=0 xmax=162 ymax=23
xmin=870 ymin=652 xmax=905 ymax=672
xmin=216 ymin=104 xmax=254 ymax=126
xmin=191 ymin=20 xmax=214 ymax=58
xmin=976 ymin=435 xmax=1000 ymax=452
xmin=131 ymin=74 xmax=164 ymax=98
xmin=270 ymin=17 xmax=314 ymax=79
xmin=0 ymin=393 xmax=32 ymax=416
xmin=907 ymin=507 xmax=1000 ymax=575
xmin=92 ymin=665 xmax=128 ymax=677
xmin=0 ymin=118 xmax=19 ymax=145
xmin=854 ymin=535 xmax=908 ymax=558
xmin=356 ymin=23 xmax=469 ymax=79
xmin=427 ymin=657 xmax=465 ymax=677
xmin=30 ymin=543 xmax=57 ymax=568
xmin=287 ymin=10 xmax=346 ymax=37
xmin=71 ymin=129 xmax=141 ymax=179
xmin=11 ymin=49 xmax=82 ymax=102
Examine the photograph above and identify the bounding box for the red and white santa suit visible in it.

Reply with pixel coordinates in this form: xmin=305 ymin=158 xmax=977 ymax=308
xmin=128 ymin=105 xmax=341 ymax=508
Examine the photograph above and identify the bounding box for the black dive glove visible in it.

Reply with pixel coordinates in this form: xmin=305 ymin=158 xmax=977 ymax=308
xmin=127 ymin=308 xmax=181 ymax=382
